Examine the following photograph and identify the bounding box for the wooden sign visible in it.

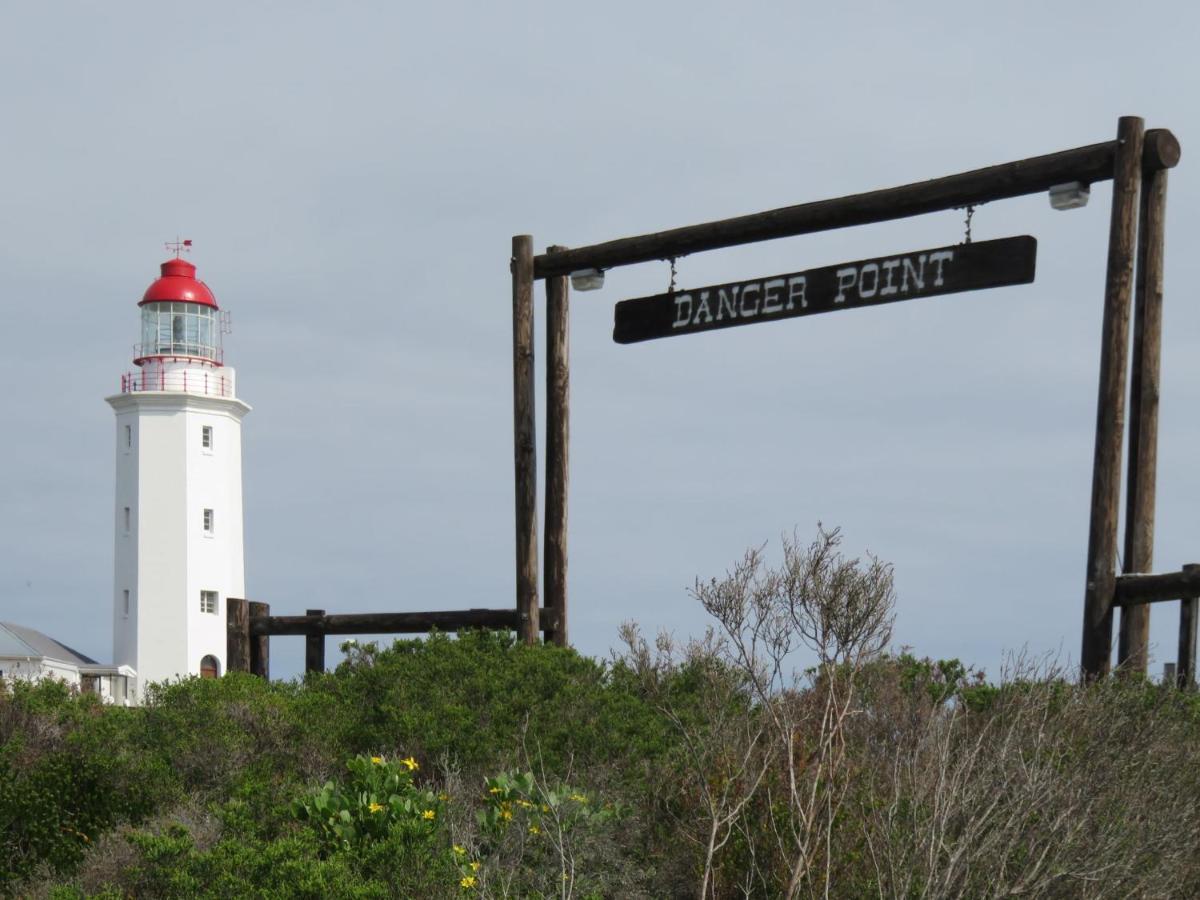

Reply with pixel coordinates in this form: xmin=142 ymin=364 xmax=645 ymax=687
xmin=612 ymin=235 xmax=1037 ymax=344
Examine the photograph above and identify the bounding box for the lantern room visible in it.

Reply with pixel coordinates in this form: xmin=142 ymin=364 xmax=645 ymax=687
xmin=135 ymin=258 xmax=222 ymax=365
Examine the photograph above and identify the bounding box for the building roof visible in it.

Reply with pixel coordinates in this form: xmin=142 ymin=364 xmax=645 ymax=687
xmin=141 ymin=257 xmax=219 ymax=309
xmin=0 ymin=622 xmax=99 ymax=666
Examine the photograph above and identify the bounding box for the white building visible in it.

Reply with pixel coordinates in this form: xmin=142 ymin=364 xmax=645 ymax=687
xmin=104 ymin=253 xmax=251 ymax=702
xmin=0 ymin=622 xmax=135 ymax=704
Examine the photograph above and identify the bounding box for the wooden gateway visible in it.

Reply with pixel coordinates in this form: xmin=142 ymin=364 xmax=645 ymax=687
xmin=508 ymin=116 xmax=1194 ymax=682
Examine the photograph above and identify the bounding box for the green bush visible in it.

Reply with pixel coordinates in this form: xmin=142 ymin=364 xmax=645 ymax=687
xmin=12 ymin=624 xmax=1200 ymax=898
xmin=0 ymin=683 xmax=176 ymax=892
xmin=305 ymin=630 xmax=673 ymax=776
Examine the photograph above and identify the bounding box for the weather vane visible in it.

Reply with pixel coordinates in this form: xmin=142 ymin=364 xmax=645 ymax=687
xmin=165 ymin=238 xmax=193 ymax=258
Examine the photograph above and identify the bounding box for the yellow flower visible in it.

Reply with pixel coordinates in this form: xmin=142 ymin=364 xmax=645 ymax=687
xmin=452 ymin=845 xmax=466 ymax=857
xmin=422 ymin=809 xmax=436 ymax=820
xmin=499 ymin=808 xmax=513 ymax=821
xmin=569 ymin=793 xmax=587 ymax=803
xmin=370 ymin=756 xmax=384 ymax=765
xmin=488 ymin=786 xmax=502 ymax=795
xmin=470 ymin=861 xmax=481 ymax=872
xmin=438 ymin=793 xmax=449 ymax=801
xmin=460 ymin=875 xmax=477 ymax=889
xmin=516 ymin=799 xmax=533 ymax=809
xmin=401 ymin=756 xmax=419 ymax=771
xmin=541 ymin=804 xmax=550 ymax=813
xmin=368 ymin=802 xmax=384 ymax=814
xmin=529 ymin=824 xmax=540 ymax=835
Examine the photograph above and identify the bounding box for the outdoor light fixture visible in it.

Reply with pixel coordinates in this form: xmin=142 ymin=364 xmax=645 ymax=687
xmin=1049 ymin=181 xmax=1090 ymax=210
xmin=569 ymin=268 xmax=605 ymax=291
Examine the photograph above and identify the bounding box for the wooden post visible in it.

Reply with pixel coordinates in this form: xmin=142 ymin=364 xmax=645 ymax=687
xmin=1177 ymin=565 xmax=1199 ymax=689
xmin=512 ymin=235 xmax=540 ymax=644
xmin=248 ymin=601 xmax=270 ymax=679
xmin=1118 ymin=153 xmax=1171 ymax=672
xmin=305 ymin=608 xmax=326 ymax=674
xmin=1081 ymin=116 xmax=1144 ymax=679
xmin=226 ymin=597 xmax=250 ymax=674
xmin=544 ymin=245 xmax=570 ymax=647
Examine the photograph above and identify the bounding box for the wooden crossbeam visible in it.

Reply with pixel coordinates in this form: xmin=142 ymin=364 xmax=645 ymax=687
xmin=533 ymin=130 xmax=1179 ymax=278
xmin=1113 ymin=566 xmax=1200 ymax=606
xmin=249 ymin=607 xmax=561 ymax=637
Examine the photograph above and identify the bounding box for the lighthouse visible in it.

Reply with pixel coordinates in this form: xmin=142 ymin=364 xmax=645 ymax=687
xmin=106 ymin=249 xmax=250 ymax=701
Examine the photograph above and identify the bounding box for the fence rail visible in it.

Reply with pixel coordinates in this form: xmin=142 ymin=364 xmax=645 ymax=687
xmin=1113 ymin=564 xmax=1200 ymax=687
xmin=226 ymin=600 xmax=562 ymax=677
xmin=1114 ymin=566 xmax=1200 ymax=605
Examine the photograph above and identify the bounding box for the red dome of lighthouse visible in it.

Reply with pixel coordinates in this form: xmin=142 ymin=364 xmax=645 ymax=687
xmin=140 ymin=258 xmax=219 ymax=309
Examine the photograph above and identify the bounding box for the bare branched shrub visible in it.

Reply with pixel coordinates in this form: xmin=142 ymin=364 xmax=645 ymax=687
xmin=685 ymin=525 xmax=896 ymax=898
xmin=855 ymin=656 xmax=1200 ymax=899
xmin=620 ymin=625 xmax=775 ymax=899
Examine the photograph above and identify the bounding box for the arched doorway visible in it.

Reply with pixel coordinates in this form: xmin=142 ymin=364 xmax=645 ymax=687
xmin=199 ymin=655 xmax=221 ymax=679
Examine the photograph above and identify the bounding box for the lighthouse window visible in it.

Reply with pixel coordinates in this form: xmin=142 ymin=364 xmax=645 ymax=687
xmin=123 ymin=506 xmax=131 ymax=533
xmin=124 ymin=424 xmax=132 ymax=449
xmin=201 ymin=425 xmax=213 ymax=450
xmin=123 ymin=589 xmax=130 ymax=617
xmin=200 ymin=591 xmax=218 ymax=615
xmin=155 ymin=315 xmax=171 ymax=351
xmin=203 ymin=508 xmax=214 ymax=534
xmin=141 ymin=302 xmax=219 ymax=361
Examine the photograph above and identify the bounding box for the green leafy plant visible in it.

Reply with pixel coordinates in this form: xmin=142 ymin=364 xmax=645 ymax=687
xmin=293 ymin=753 xmax=442 ymax=853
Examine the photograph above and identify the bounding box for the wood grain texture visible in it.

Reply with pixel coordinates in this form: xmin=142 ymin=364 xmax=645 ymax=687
xmin=512 ymin=235 xmax=540 ymax=644
xmin=226 ymin=597 xmax=249 ymax=674
xmin=1178 ymin=565 xmax=1200 ymax=688
xmin=1081 ymin=117 xmax=1144 ymax=679
xmin=544 ymin=246 xmax=570 ymax=647
xmin=533 ymin=138 xmax=1175 ymax=278
xmin=1115 ymin=567 xmax=1200 ymax=606
xmin=305 ymin=608 xmax=325 ymax=674
xmin=252 ymin=607 xmax=561 ymax=636
xmin=248 ymin=601 xmax=270 ymax=679
xmin=1118 ymin=166 xmax=1169 ymax=673
xmin=1143 ymin=129 xmax=1181 ymax=172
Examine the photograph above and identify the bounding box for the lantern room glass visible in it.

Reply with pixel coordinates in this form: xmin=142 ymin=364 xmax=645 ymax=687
xmin=140 ymin=302 xmax=219 ymax=361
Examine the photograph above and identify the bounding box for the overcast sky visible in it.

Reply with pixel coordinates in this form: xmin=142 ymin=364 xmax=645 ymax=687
xmin=2 ymin=1 xmax=1198 ymax=681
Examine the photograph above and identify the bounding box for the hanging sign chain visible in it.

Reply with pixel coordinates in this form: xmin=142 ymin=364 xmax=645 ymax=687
xmin=669 ymin=256 xmax=678 ymax=294
xmin=963 ymin=204 xmax=976 ymax=244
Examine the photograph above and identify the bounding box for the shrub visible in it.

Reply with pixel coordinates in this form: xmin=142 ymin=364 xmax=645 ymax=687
xmin=293 ymin=754 xmax=442 ymax=853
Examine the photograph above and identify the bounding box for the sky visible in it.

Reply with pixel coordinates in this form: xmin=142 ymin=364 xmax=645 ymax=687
xmin=2 ymin=1 xmax=1198 ymax=682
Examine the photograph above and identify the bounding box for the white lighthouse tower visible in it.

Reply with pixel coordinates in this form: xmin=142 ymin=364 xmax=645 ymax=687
xmin=106 ymin=249 xmax=250 ymax=701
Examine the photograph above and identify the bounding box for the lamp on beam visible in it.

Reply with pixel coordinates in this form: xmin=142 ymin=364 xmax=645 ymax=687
xmin=1049 ymin=181 xmax=1090 ymax=210
xmin=570 ymin=268 xmax=605 ymax=291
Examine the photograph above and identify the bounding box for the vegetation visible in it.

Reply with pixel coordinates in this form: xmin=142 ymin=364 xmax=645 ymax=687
xmin=5 ymin=527 xmax=1200 ymax=898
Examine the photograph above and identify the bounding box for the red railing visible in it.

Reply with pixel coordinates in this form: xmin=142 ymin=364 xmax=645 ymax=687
xmin=120 ymin=369 xmax=233 ymax=397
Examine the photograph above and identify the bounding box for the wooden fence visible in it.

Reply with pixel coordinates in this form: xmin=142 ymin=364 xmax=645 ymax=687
xmin=1114 ymin=564 xmax=1200 ymax=686
xmin=226 ymin=599 xmax=562 ymax=678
